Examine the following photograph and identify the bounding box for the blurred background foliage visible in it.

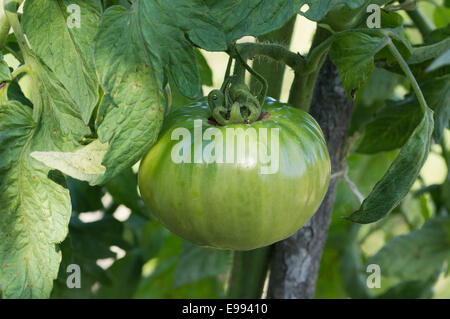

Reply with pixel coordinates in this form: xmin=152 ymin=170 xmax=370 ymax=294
xmin=13 ymin=0 xmax=446 ymax=299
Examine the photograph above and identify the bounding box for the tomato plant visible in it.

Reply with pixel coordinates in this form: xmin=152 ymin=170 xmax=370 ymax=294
xmin=0 ymin=0 xmax=448 ymax=301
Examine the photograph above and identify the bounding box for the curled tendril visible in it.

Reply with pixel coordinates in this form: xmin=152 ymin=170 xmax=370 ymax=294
xmin=221 ymin=56 xmax=233 ymax=92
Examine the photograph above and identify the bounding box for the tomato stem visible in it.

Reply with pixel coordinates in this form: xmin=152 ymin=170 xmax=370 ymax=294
xmin=385 ymin=35 xmax=428 ymax=114
xmin=234 ymin=46 xmax=268 ymax=106
xmin=234 ymin=27 xmax=334 ymax=112
xmin=399 ymin=0 xmax=434 ymax=38
xmin=11 ymin=64 xmax=29 ymax=79
xmin=288 ymin=27 xmax=332 ymax=112
xmin=236 ymin=42 xmax=307 ymax=74
xmin=227 ymin=248 xmax=273 ymax=299
xmin=249 ymin=16 xmax=296 ymax=99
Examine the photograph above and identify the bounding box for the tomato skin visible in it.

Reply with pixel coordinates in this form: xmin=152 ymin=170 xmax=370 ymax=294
xmin=138 ymin=98 xmax=331 ymax=250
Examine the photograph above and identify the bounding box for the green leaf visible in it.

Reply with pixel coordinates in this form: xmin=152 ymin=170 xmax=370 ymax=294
xmin=26 ymin=57 xmax=91 ymax=151
xmin=330 ymin=32 xmax=389 ymax=98
xmin=348 ymin=108 xmax=434 ymax=223
xmin=433 ymin=6 xmax=450 ymax=28
xmin=92 ymin=5 xmax=166 ymax=184
xmin=97 ymin=249 xmax=144 ymax=298
xmin=67 ymin=177 xmax=104 ymax=214
xmin=408 ymin=38 xmax=450 ymax=65
xmin=196 ymin=50 xmax=213 ymax=87
xmin=356 ymin=97 xmax=422 ymax=154
xmin=350 ymin=68 xmax=403 ymax=134
xmin=375 ymin=280 xmax=434 ymax=299
xmin=51 ymin=216 xmax=129 ymax=298
xmin=2 ymin=33 xmax=23 ymax=64
xmin=0 ymin=53 xmax=11 ymax=82
xmin=315 ymin=249 xmax=348 ymax=298
xmin=134 ymin=0 xmax=225 ymax=97
xmin=51 ymin=235 xmax=105 ymax=298
xmin=207 ymin=0 xmax=300 ymax=42
xmin=375 ymin=29 xmax=412 ymax=65
xmin=339 ymin=226 xmax=371 ymax=299
xmin=301 ymin=0 xmax=367 ymax=22
xmin=316 ymin=151 xmax=397 ymax=298
xmin=69 ymin=215 xmax=129 ymax=260
xmin=88 ymin=0 xmax=225 ymax=183
xmin=105 ymin=168 xmax=150 ymax=219
xmin=173 ymin=242 xmax=232 ymax=287
xmin=378 ymin=9 xmax=404 ymax=29
xmin=22 ymin=0 xmax=102 ymax=124
xmin=420 ymin=75 xmax=450 ymax=141
xmin=134 ymin=234 xmax=225 ymax=298
xmin=369 ymin=216 xmax=450 ymax=281
xmin=102 ymin=0 xmax=131 ymax=9
xmin=169 ymin=49 xmax=213 ymax=111
xmin=130 ymin=220 xmax=169 ymax=262
xmin=31 ymin=139 xmax=108 ymax=185
xmin=425 ymin=24 xmax=450 ymax=44
xmin=0 ymin=101 xmax=71 ymax=298
xmin=7 ymin=78 xmax=32 ymax=107
xmin=0 ymin=37 xmax=90 ymax=296
xmin=427 ymin=48 xmax=450 ymax=72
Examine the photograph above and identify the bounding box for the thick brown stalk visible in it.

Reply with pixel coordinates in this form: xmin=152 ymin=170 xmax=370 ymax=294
xmin=268 ymin=57 xmax=354 ymax=298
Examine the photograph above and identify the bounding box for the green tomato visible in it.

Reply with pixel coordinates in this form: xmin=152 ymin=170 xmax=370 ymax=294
xmin=138 ymin=98 xmax=331 ymax=250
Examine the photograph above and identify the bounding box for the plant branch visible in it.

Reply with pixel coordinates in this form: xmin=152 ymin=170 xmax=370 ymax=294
xmin=304 ymin=35 xmax=335 ymax=73
xmin=234 ymin=47 xmax=268 ymax=105
xmin=331 ymin=167 xmax=364 ymax=204
xmin=407 ymin=9 xmax=434 ymax=37
xmin=235 ymin=28 xmax=335 ymax=112
xmin=399 ymin=0 xmax=434 ymax=38
xmin=288 ymin=27 xmax=333 ymax=111
xmin=268 ymin=56 xmax=354 ymax=298
xmin=11 ymin=64 xmax=28 ymax=78
xmin=227 ymin=248 xmax=272 ymax=298
xmin=249 ymin=16 xmax=296 ymax=99
xmin=236 ymin=42 xmax=307 ymax=74
xmin=385 ymin=35 xmax=428 ymax=113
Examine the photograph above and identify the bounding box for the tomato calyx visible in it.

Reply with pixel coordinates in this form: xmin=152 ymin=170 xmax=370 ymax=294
xmin=208 ymin=45 xmax=268 ymax=126
xmin=207 ymin=111 xmax=271 ymax=127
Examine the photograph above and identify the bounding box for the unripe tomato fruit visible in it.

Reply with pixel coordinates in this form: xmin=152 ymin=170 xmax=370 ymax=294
xmin=138 ymin=98 xmax=331 ymax=250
